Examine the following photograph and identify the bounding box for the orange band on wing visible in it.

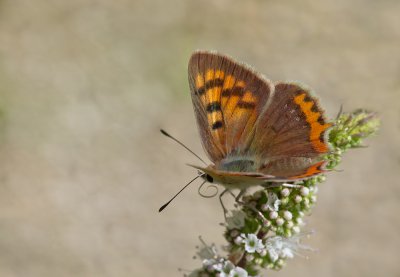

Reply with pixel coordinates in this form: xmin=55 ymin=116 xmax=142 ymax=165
xmin=289 ymin=160 xmax=325 ymax=179
xmin=294 ymin=93 xmax=332 ymax=153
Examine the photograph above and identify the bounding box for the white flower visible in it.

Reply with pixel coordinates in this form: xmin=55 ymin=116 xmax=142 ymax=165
xmin=281 ymin=247 xmax=294 ymax=259
xmin=226 ymin=210 xmax=246 ymax=229
xmin=241 ymin=233 xmax=265 ymax=253
xmin=228 ymin=266 xmax=248 ymax=277
xmin=264 ymin=233 xmax=314 ymax=262
xmin=266 ymin=192 xmax=281 ymax=211
xmin=219 ymin=264 xmax=248 ymax=277
xmin=199 ymin=258 xmax=254 ymax=277
xmin=268 ymin=247 xmax=279 ymax=262
xmin=202 ymin=258 xmax=222 ymax=272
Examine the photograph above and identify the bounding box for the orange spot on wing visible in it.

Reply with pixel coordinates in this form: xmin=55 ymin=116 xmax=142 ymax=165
xmin=224 ymin=80 xmax=246 ymax=115
xmin=215 ymin=70 xmax=225 ymax=79
xmin=207 ymin=87 xmax=222 ymax=103
xmin=195 ymin=74 xmax=204 ymax=89
xmin=205 ymin=69 xmax=214 ymax=81
xmin=294 ymin=93 xmax=331 ymax=153
xmin=242 ymin=91 xmax=256 ymax=103
xmin=223 ymin=75 xmax=235 ymax=90
xmin=207 ymin=111 xmax=223 ymax=125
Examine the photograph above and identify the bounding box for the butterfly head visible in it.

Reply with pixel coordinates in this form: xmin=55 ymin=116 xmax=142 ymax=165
xmin=189 ymin=163 xmax=267 ymax=190
xmin=202 ymin=173 xmax=214 ymax=183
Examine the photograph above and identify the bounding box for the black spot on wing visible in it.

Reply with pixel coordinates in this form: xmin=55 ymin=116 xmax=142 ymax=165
xmin=237 ymin=101 xmax=256 ymax=109
xmin=211 ymin=121 xmax=223 ymax=130
xmin=206 ymin=102 xmax=222 ymax=113
xmin=197 ymin=78 xmax=224 ymax=96
xmin=222 ymin=86 xmax=245 ymax=97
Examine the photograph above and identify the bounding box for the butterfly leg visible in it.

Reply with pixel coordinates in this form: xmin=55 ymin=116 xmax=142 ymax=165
xmin=235 ymin=189 xmax=247 ymax=202
xmin=232 ymin=189 xmax=268 ymax=224
xmin=219 ymin=188 xmax=230 ymax=221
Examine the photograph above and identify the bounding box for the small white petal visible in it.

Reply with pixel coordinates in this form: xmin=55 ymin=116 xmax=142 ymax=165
xmin=266 ymin=192 xmax=281 ymax=211
xmin=273 ymin=199 xmax=281 ymax=211
xmin=222 ymin=261 xmax=235 ymax=272
xmin=229 ymin=267 xmax=248 ymax=277
xmin=282 ymin=248 xmax=294 ymax=259
xmin=268 ymin=248 xmax=279 ymax=262
xmin=292 ymin=226 xmax=301 ymax=233
xmin=310 ymin=195 xmax=317 ymax=203
xmin=213 ymin=263 xmax=223 ymax=271
xmin=295 ymin=195 xmax=302 ymax=203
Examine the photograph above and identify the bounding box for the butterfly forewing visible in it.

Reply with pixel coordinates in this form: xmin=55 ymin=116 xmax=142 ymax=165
xmin=188 ymin=51 xmax=273 ymax=164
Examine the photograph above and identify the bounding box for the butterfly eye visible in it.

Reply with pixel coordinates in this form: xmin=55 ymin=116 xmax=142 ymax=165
xmin=206 ymin=174 xmax=214 ymax=183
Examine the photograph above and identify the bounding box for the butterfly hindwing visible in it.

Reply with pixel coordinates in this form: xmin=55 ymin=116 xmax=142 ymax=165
xmin=188 ymin=51 xmax=273 ymax=163
xmin=252 ymin=83 xmax=332 ymax=179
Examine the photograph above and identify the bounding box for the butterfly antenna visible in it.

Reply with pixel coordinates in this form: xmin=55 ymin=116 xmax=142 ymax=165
xmin=158 ymin=175 xmax=202 ymax=212
xmin=160 ymin=129 xmax=207 ymax=166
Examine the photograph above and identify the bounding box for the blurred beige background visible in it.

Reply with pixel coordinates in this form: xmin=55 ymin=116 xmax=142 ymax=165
xmin=0 ymin=0 xmax=399 ymax=276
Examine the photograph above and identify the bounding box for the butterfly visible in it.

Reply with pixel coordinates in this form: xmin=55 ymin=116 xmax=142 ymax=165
xmin=187 ymin=51 xmax=332 ymax=191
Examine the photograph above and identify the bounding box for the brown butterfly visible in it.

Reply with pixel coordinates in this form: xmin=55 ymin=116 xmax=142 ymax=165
xmin=159 ymin=51 xmax=332 ymax=214
xmin=187 ymin=51 xmax=332 ymax=189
